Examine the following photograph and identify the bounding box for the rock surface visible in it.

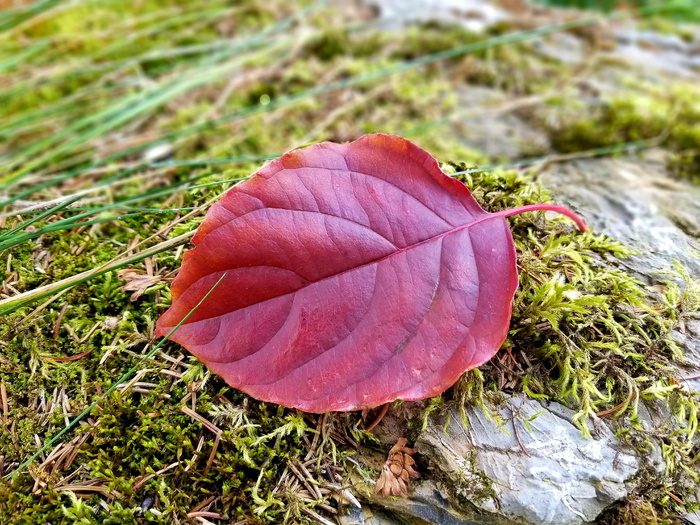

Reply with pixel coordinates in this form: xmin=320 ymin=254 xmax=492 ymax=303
xmin=453 ymin=85 xmax=551 ymax=160
xmin=341 ymin=396 xmax=664 ymax=525
xmin=363 ymin=481 xmax=486 ymax=525
xmin=364 ymin=0 xmax=510 ymax=33
xmin=674 ymin=313 xmax=700 ymax=393
xmin=344 ymin=401 xmax=697 ymax=525
xmin=610 ymin=27 xmax=700 ymax=80
xmin=418 ymin=398 xmax=643 ymax=525
xmin=539 ymin=155 xmax=700 ymax=282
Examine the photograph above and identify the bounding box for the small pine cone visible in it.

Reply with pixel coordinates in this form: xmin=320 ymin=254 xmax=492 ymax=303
xmin=374 ymin=438 xmax=420 ymax=497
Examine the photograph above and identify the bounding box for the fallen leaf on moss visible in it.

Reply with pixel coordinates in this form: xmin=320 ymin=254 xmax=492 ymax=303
xmin=156 ymin=134 xmax=586 ymax=412
xmin=375 ymin=438 xmax=419 ymax=497
xmin=118 ymin=270 xmax=162 ymax=302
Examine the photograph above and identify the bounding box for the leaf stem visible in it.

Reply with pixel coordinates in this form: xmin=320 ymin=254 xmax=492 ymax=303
xmin=494 ymin=203 xmax=588 ymax=232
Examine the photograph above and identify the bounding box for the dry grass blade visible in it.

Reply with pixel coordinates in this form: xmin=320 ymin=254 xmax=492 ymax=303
xmin=133 ymin=462 xmax=179 ymax=491
xmin=54 ymin=481 xmax=115 ymax=496
xmin=0 ymin=229 xmax=194 ymax=315
xmin=1 ymin=382 xmax=7 ymax=427
xmin=181 ymin=406 xmax=223 ymax=473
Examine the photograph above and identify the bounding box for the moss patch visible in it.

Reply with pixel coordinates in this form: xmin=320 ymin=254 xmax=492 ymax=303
xmin=541 ymin=85 xmax=700 ymax=184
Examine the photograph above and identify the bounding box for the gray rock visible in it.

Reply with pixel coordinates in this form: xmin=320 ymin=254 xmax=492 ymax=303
xmin=616 ymin=29 xmax=690 ymax=54
xmin=417 ymin=396 xmax=641 ymax=525
xmin=539 ymin=156 xmax=700 ymax=282
xmin=684 ymin=511 xmax=700 ymax=525
xmin=337 ymin=506 xmax=401 ymax=525
xmin=369 ymin=481 xmax=487 ymax=525
xmin=606 ymin=27 xmax=700 ymax=80
xmin=532 ymin=32 xmax=587 ymax=65
xmin=607 ymin=43 xmax=698 ymax=79
xmin=674 ymin=313 xmax=700 ymax=392
xmin=362 ymin=0 xmax=510 ymax=33
xmin=454 ymin=85 xmax=551 ymax=160
xmin=337 ymin=489 xmax=373 ymax=525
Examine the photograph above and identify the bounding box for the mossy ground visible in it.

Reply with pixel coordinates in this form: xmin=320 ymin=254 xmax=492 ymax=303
xmin=0 ymin=1 xmax=699 ymax=524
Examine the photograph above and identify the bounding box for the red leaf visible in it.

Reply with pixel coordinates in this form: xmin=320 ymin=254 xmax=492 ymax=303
xmin=156 ymin=134 xmax=586 ymax=412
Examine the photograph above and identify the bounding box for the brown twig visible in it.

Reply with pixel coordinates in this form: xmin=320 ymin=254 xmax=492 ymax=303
xmin=365 ymin=403 xmax=389 ymax=431
xmin=511 ymin=413 xmax=531 ymax=458
xmin=53 ymin=304 xmax=68 ymax=346
xmin=133 ymin=462 xmax=179 ymax=491
xmin=304 ymin=414 xmax=324 ymax=461
xmin=42 ymin=348 xmax=94 ymax=362
xmin=679 ymin=371 xmax=700 ymax=381
xmin=1 ymin=382 xmax=7 ymax=427
xmin=596 ymin=391 xmax=637 ymax=418
xmin=666 ymin=490 xmax=685 ymax=505
xmin=187 ymin=511 xmax=227 ymax=519
xmin=181 ymin=406 xmax=222 ymax=474
xmin=189 ymin=496 xmax=216 ymax=514
xmin=299 ymin=506 xmax=336 ymax=525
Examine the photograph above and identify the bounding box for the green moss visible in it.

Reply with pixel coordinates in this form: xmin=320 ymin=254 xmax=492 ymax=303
xmin=302 ymin=29 xmax=352 ymax=62
xmin=596 ymin=496 xmax=662 ymax=525
xmin=390 ymin=24 xmax=481 ymax=61
xmin=640 ymin=17 xmax=696 ymax=41
xmin=669 ymin=151 xmax=700 ymax=184
xmin=543 ymin=86 xmax=700 ymax=183
xmin=547 ymin=95 xmax=666 ymax=151
xmin=452 ymin=451 xmax=499 ymax=511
